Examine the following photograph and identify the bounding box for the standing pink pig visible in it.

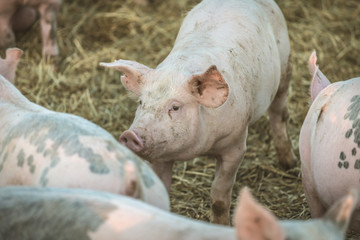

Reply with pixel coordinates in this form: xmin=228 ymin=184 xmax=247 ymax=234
xmin=0 ymin=48 xmax=169 ymax=211
xmin=299 ymin=51 xmax=360 ymax=232
xmin=101 ymin=0 xmax=295 ymax=224
xmin=0 ymin=0 xmax=61 ymax=57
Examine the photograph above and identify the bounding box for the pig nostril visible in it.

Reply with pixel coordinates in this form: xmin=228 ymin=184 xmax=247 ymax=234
xmin=119 ymin=135 xmax=128 ymax=144
xmin=120 ymin=131 xmax=143 ymax=152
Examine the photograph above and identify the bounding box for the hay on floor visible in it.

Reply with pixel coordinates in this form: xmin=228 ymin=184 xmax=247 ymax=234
xmin=10 ymin=0 xmax=360 ymax=239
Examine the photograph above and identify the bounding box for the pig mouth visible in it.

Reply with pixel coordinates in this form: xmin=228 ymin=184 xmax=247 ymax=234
xmin=138 ymin=140 xmax=169 ymax=160
xmin=119 ymin=129 xmax=173 ymax=160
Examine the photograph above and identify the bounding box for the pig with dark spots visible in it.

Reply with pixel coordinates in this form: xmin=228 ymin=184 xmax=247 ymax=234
xmin=0 ymin=49 xmax=169 ymax=211
xmin=101 ymin=0 xmax=295 ymax=224
xmin=299 ymin=50 xmax=360 ymax=232
xmin=0 ymin=0 xmax=61 ymax=58
xmin=0 ymin=186 xmax=356 ymax=240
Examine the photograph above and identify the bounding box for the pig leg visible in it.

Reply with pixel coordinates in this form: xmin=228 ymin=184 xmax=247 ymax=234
xmin=210 ymin=130 xmax=247 ymax=225
xmin=0 ymin=15 xmax=15 ymax=51
xmin=301 ymin=163 xmax=326 ymax=218
xmin=268 ymin=57 xmax=296 ymax=169
xmin=38 ymin=2 xmax=60 ymax=58
xmin=299 ymin=112 xmax=326 ymax=218
xmin=151 ymin=161 xmax=174 ymax=192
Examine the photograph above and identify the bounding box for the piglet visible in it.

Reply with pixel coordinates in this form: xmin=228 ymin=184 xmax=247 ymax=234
xmin=299 ymin=50 xmax=360 ymax=232
xmin=0 ymin=49 xmax=169 ymax=211
xmin=101 ymin=0 xmax=296 ymax=225
xmin=0 ymin=186 xmax=356 ymax=240
xmin=0 ymin=0 xmax=61 ymax=57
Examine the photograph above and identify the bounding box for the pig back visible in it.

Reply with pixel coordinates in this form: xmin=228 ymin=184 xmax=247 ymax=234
xmin=167 ymin=0 xmax=290 ymax=122
xmin=0 ymin=186 xmax=232 ymax=240
xmin=0 ymin=108 xmax=169 ymax=210
xmin=309 ymin=78 xmax=360 ymax=209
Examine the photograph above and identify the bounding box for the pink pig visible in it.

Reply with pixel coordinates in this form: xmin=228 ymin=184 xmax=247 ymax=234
xmin=0 ymin=48 xmax=169 ymax=211
xmin=0 ymin=0 xmax=61 ymax=57
xmin=0 ymin=186 xmax=356 ymax=240
xmin=101 ymin=0 xmax=296 ymax=224
xmin=299 ymin=51 xmax=360 ymax=232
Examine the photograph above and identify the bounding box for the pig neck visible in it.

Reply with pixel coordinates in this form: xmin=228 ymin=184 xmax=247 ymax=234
xmin=280 ymin=219 xmax=343 ymax=240
xmin=143 ymin=209 xmax=237 ymax=240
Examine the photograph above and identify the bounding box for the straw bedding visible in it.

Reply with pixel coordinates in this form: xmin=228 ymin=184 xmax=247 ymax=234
xmin=10 ymin=0 xmax=360 ymax=238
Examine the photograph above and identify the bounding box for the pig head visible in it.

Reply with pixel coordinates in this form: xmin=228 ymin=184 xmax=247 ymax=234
xmin=235 ymin=188 xmax=358 ymax=240
xmin=101 ymin=60 xmax=228 ymax=162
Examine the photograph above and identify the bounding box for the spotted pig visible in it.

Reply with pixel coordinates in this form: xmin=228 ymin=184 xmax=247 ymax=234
xmin=0 ymin=48 xmax=169 ymax=211
xmin=0 ymin=186 xmax=356 ymax=240
xmin=101 ymin=0 xmax=296 ymax=224
xmin=299 ymin=50 xmax=360 ymax=232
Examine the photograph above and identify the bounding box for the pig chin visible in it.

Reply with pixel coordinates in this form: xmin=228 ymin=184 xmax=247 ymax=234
xmin=138 ymin=140 xmax=174 ymax=162
xmin=142 ymin=142 xmax=198 ymax=163
xmin=139 ymin=140 xmax=193 ymax=163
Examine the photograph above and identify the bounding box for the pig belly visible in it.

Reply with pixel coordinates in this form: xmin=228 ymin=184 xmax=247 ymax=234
xmin=0 ymin=136 xmax=122 ymax=193
xmin=311 ymin=94 xmax=360 ymax=210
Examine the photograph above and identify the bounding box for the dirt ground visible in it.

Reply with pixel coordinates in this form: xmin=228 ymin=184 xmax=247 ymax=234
xmin=10 ymin=0 xmax=360 ymax=239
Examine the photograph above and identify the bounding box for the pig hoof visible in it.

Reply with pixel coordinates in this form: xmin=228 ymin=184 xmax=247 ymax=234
xmin=279 ymin=151 xmax=297 ymax=169
xmin=44 ymin=55 xmax=60 ymax=72
xmin=210 ymin=201 xmax=230 ymax=225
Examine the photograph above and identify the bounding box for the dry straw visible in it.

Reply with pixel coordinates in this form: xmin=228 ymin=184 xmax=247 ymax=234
xmin=10 ymin=0 xmax=360 ymax=238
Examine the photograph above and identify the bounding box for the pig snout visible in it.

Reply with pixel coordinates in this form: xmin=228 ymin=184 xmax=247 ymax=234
xmin=119 ymin=130 xmax=143 ymax=153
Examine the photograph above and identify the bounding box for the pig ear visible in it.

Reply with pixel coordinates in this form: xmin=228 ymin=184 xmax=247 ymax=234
xmin=0 ymin=48 xmax=23 ymax=84
xmin=308 ymin=50 xmax=331 ymax=101
xmin=323 ymin=189 xmax=358 ymax=234
xmin=188 ymin=65 xmax=229 ymax=108
xmin=100 ymin=59 xmax=152 ymax=96
xmin=233 ymin=187 xmax=285 ymax=240
xmin=124 ymin=160 xmax=141 ymax=199
xmin=5 ymin=48 xmax=23 ymax=61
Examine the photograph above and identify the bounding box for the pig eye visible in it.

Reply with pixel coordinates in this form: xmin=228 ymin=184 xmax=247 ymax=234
xmin=172 ymin=106 xmax=180 ymax=111
xmin=139 ymin=100 xmax=142 ymax=105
